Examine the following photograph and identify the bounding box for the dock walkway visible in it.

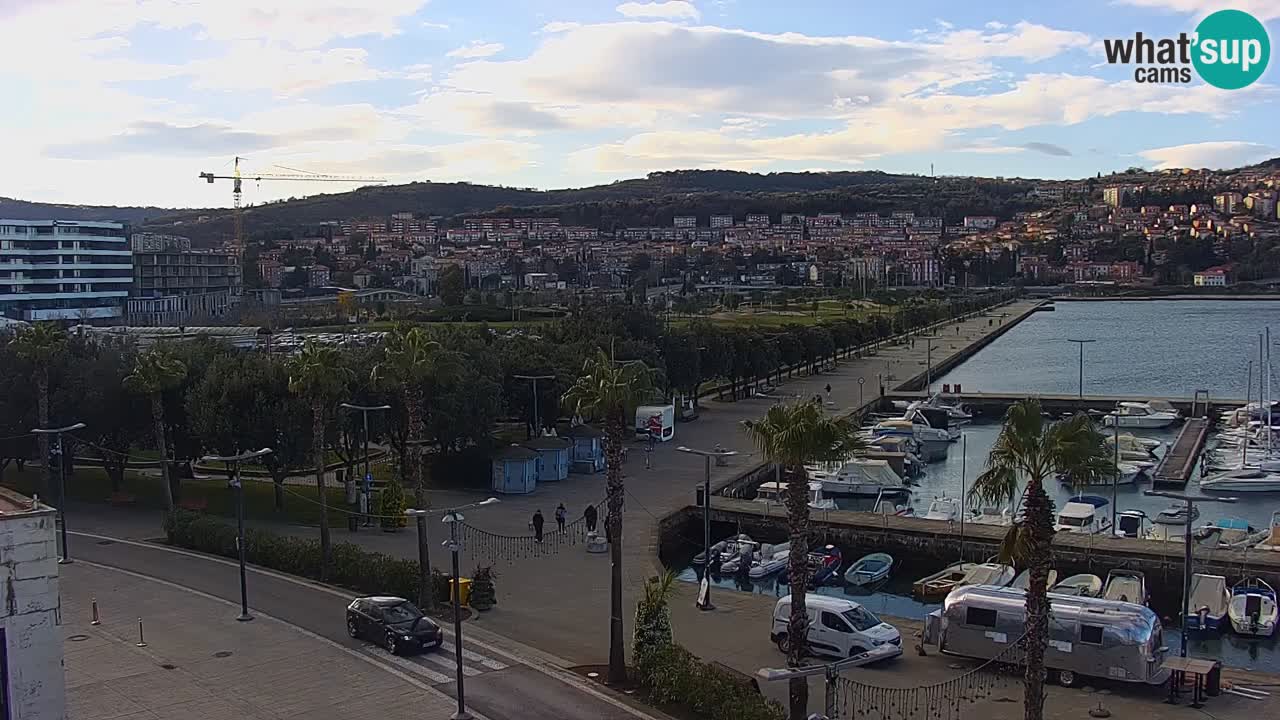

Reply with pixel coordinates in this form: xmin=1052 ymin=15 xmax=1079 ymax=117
xmin=1153 ymin=417 xmax=1210 ymax=488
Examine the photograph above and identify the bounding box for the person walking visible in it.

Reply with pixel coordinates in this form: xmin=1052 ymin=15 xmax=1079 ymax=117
xmin=584 ymin=503 xmax=598 ymax=533
xmin=532 ymin=509 xmax=544 ymax=543
xmin=555 ymin=503 xmax=567 ymax=532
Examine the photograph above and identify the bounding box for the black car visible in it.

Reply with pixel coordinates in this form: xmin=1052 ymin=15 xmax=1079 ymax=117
xmin=346 ymin=596 xmax=443 ymax=655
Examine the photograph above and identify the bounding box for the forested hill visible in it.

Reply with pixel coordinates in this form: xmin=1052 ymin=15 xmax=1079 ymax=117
xmin=0 ymin=197 xmax=178 ymax=225
xmin=130 ymin=169 xmax=1046 ymax=245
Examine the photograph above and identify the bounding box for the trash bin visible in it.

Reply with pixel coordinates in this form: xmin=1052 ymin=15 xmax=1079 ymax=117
xmin=1206 ymin=661 xmax=1222 ymax=696
xmin=696 ymin=485 xmax=707 ymax=507
xmin=450 ymin=578 xmax=473 ymax=606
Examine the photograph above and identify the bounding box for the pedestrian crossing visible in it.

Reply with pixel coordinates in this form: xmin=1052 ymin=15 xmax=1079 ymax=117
xmin=358 ymin=639 xmax=510 ymax=686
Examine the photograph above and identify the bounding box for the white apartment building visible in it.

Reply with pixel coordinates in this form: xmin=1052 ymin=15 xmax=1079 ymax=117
xmin=0 ymin=488 xmax=64 ymax=720
xmin=0 ymin=220 xmax=133 ymax=322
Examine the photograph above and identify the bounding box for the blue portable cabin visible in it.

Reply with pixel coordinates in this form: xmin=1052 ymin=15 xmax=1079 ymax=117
xmin=565 ymin=424 xmax=606 ymax=474
xmin=524 ymin=436 xmax=571 ymax=482
xmin=491 ymin=444 xmax=540 ymax=495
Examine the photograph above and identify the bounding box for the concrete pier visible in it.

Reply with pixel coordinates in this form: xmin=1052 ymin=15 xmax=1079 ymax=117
xmin=1153 ymin=417 xmax=1211 ymax=488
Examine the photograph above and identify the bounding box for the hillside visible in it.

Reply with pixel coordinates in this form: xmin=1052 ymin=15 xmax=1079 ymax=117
xmin=0 ymin=196 xmax=178 ymax=225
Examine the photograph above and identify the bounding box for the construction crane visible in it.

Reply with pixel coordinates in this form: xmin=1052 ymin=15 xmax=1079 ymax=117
xmin=199 ymin=156 xmax=386 ymax=251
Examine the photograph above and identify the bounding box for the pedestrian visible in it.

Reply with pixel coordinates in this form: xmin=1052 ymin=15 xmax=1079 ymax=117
xmin=532 ymin=509 xmax=544 ymax=543
xmin=555 ymin=503 xmax=567 ymax=532
xmin=584 ymin=503 xmax=598 ymax=533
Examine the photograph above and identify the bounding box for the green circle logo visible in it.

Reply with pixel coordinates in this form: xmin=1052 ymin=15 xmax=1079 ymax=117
xmin=1192 ymin=9 xmax=1270 ymax=89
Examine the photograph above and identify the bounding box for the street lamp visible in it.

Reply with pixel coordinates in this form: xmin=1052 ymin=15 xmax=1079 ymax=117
xmin=1066 ymin=338 xmax=1096 ymax=403
xmin=921 ymin=336 xmax=941 ymax=394
xmin=676 ymin=445 xmax=738 ymax=611
xmin=513 ymin=374 xmax=555 ymax=439
xmin=339 ymin=403 xmax=391 ymax=528
xmin=202 ymin=448 xmax=274 ymax=621
xmin=414 ymin=498 xmax=499 ymax=720
xmin=31 ymin=422 xmax=86 ymax=563
xmin=1144 ymin=490 xmax=1236 ymax=658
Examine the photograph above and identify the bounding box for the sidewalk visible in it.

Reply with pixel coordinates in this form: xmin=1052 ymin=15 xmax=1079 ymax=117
xmin=64 ymin=301 xmax=1082 ymax=716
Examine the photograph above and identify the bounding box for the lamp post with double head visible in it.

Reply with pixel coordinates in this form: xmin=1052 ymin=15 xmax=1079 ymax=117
xmin=339 ymin=403 xmax=391 ymax=527
xmin=676 ymin=445 xmax=738 ymax=611
xmin=1066 ymin=338 xmax=1096 ymax=404
xmin=31 ymin=422 xmax=86 ymax=563
xmin=1144 ymin=490 xmax=1236 ymax=658
xmin=409 ymin=498 xmax=499 ymax=720
xmin=202 ymin=448 xmax=274 ymax=621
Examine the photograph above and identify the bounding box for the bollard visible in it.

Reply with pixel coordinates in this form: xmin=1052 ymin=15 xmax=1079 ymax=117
xmin=90 ymin=597 xmax=100 ymax=626
xmin=136 ymin=618 xmax=148 ymax=647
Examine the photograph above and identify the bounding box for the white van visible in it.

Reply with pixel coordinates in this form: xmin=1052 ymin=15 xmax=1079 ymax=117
xmin=635 ymin=404 xmax=675 ymax=442
xmin=770 ymin=594 xmax=901 ymax=659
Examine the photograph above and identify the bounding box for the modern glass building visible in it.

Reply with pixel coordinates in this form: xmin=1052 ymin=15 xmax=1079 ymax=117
xmin=0 ymin=219 xmax=133 ymax=323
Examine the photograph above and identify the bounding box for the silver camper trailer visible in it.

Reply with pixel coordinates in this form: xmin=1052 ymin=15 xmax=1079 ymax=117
xmin=933 ymin=585 xmax=1170 ymax=687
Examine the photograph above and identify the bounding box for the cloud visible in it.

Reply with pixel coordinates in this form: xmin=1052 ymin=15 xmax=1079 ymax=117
xmin=1115 ymin=0 xmax=1280 ymax=21
xmin=1022 ymin=142 xmax=1073 ymax=157
xmin=447 ymin=41 xmax=505 ymax=59
xmin=44 ymin=121 xmax=282 ymax=159
xmin=985 ymin=21 xmax=1007 ymax=30
xmin=186 ymin=45 xmax=382 ymax=96
xmin=406 ymin=92 xmax=575 ymax=136
xmin=615 ymin=2 xmax=701 ymax=20
xmin=1139 ymin=141 xmax=1277 ymax=170
xmin=421 ymin=21 xmax=450 ymax=30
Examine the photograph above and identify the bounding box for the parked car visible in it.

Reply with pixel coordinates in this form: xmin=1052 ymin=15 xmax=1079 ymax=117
xmin=770 ymin=594 xmax=901 ymax=659
xmin=346 ymin=596 xmax=442 ymax=655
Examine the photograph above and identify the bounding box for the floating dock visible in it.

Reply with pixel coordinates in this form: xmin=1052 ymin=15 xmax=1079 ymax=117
xmin=1152 ymin=417 xmax=1211 ymax=488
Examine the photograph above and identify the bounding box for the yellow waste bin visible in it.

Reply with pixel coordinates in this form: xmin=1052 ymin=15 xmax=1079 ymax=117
xmin=449 ymin=578 xmax=473 ymax=606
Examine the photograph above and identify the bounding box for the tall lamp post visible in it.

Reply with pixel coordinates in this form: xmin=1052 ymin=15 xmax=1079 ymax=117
xmin=31 ymin=422 xmax=86 ymax=563
xmin=203 ymin=448 xmax=274 ymax=621
xmin=339 ymin=402 xmax=391 ymax=528
xmin=411 ymin=498 xmax=499 ymax=720
xmin=922 ymin=337 xmax=941 ymax=394
xmin=677 ymin=445 xmax=738 ymax=611
xmin=1144 ymin=490 xmax=1236 ymax=658
xmin=513 ymin=374 xmax=555 ymax=438
xmin=1066 ymin=338 xmax=1096 ymax=404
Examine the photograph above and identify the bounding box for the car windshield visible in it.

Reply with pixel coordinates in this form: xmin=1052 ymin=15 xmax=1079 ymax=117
xmin=842 ymin=606 xmax=880 ymax=631
xmin=380 ymin=601 xmax=423 ymax=624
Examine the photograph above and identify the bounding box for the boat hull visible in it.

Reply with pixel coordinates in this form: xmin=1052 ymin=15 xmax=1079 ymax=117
xmin=1104 ymin=416 xmax=1177 ymax=429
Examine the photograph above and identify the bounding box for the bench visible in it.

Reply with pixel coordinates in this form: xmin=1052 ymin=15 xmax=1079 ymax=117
xmin=109 ymin=492 xmax=137 ymax=506
xmin=178 ymin=497 xmax=209 ymax=512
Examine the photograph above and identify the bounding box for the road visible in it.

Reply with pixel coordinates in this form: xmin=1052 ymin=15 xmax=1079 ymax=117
xmin=68 ymin=530 xmax=664 ymax=720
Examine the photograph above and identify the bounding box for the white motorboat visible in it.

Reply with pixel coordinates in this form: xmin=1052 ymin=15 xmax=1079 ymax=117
xmin=963 ymin=562 xmax=1016 ymax=587
xmin=755 ymin=481 xmax=837 ymax=511
xmin=1200 ymin=467 xmax=1280 ymax=493
xmin=1102 ymin=400 xmax=1181 ymax=429
xmin=1114 ymin=509 xmax=1150 ymax=539
xmin=1009 ymin=569 xmax=1058 ymax=590
xmin=920 ymin=496 xmax=961 ymax=522
xmin=1154 ymin=504 xmax=1199 ymax=526
xmin=1105 ymin=433 xmax=1163 ymax=461
xmin=844 ymin=552 xmax=894 ymax=587
xmin=722 ymin=540 xmax=792 ymax=578
xmin=807 ymin=457 xmax=910 ymax=498
xmin=693 ymin=533 xmax=756 ymax=567
xmin=1195 ymin=518 xmax=1264 ymax=548
xmin=907 ymin=393 xmax=974 ymax=421
xmin=1185 ymin=574 xmax=1230 ymax=631
xmin=867 ymin=414 xmax=951 ymax=462
xmin=968 ymin=506 xmax=1012 ymax=526
xmin=1255 ymin=511 xmax=1280 ymax=551
xmin=1054 ymin=495 xmax=1111 ymax=535
xmin=1063 ymin=461 xmax=1144 ymax=486
xmin=1228 ymin=578 xmax=1278 ymax=637
xmin=1103 ymin=570 xmax=1148 ymax=605
xmin=1051 ymin=573 xmax=1103 ymax=597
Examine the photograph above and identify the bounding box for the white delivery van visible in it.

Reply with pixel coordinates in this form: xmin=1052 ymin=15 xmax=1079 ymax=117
xmin=770 ymin=594 xmax=901 ymax=658
xmin=635 ymin=404 xmax=675 ymax=442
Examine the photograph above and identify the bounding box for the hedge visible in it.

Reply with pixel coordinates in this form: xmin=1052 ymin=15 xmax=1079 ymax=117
xmin=637 ymin=644 xmax=784 ymax=720
xmin=164 ymin=510 xmax=450 ymax=603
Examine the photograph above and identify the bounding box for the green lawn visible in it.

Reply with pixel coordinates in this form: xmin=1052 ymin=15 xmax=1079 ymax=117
xmin=670 ymin=300 xmax=883 ymax=328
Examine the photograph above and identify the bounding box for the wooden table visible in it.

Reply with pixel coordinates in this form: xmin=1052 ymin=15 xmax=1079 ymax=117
xmin=1162 ymin=657 xmax=1218 ymax=708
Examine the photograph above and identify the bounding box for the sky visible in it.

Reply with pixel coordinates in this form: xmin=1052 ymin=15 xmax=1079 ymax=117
xmin=3 ymin=0 xmax=1278 ymax=208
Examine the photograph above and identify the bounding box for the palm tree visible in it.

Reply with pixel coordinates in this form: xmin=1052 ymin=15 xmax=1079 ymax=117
xmin=10 ymin=323 xmax=67 ymax=497
xmin=743 ymin=400 xmax=863 ymax=720
xmin=371 ymin=325 xmax=460 ymax=610
xmin=124 ymin=347 xmax=188 ymax=512
xmin=287 ymin=341 xmax=351 ymax=582
xmin=562 ymin=347 xmax=656 ymax=686
xmin=967 ymin=399 xmax=1109 ymax=720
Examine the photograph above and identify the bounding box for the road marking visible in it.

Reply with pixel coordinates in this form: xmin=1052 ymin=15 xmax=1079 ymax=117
xmin=357 ymin=646 xmax=453 ymax=684
xmin=440 ymin=641 xmax=508 ymax=670
xmin=71 ymin=559 xmax=492 ymax=720
xmin=418 ymin=650 xmax=485 ymax=676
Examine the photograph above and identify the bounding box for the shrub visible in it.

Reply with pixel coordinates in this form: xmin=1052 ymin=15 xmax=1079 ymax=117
xmin=638 ymin=643 xmax=784 ymax=720
xmin=633 ymin=572 xmax=675 ymax=675
xmin=164 ymin=510 xmax=452 ymax=605
xmin=379 ymin=479 xmax=407 ymax=529
xmin=470 ymin=565 xmax=497 ymax=610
